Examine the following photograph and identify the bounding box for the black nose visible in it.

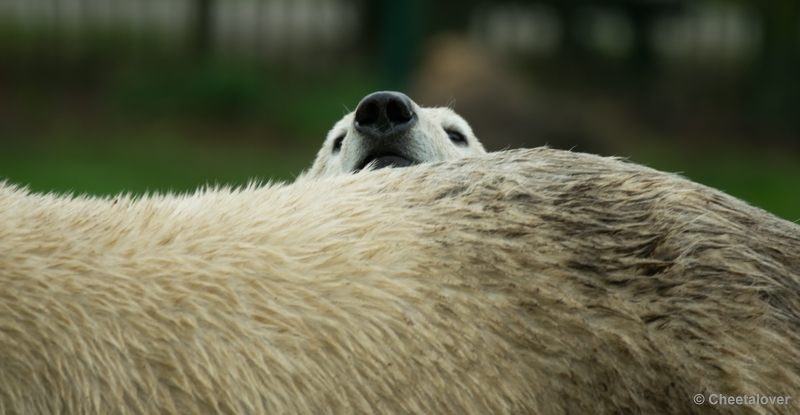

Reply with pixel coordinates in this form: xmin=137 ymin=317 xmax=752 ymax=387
xmin=354 ymin=91 xmax=417 ymax=138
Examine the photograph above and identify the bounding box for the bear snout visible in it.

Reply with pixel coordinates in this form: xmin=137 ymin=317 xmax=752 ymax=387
xmin=354 ymin=91 xmax=418 ymax=139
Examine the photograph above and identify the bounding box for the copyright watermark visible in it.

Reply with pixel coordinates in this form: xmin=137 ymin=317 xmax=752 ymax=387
xmin=694 ymin=393 xmax=792 ymax=406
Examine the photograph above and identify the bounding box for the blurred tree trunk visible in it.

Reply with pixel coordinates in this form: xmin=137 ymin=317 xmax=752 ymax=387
xmin=383 ymin=0 xmax=421 ymax=90
xmin=752 ymin=0 xmax=800 ymax=129
xmin=193 ymin=0 xmax=214 ymax=59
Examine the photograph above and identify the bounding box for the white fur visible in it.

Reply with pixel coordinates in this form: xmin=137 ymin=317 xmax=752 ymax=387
xmin=1 ymin=148 xmax=799 ymax=414
xmin=303 ymin=103 xmax=486 ymax=179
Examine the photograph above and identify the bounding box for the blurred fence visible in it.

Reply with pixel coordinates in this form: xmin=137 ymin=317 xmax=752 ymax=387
xmin=0 ymin=0 xmax=360 ymax=63
xmin=0 ymin=0 xmax=796 ymax=126
xmin=470 ymin=3 xmax=766 ymax=65
xmin=1 ymin=0 xmax=796 ymax=70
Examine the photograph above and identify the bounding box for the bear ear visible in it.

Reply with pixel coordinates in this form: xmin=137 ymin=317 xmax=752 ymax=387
xmin=332 ymin=134 xmax=345 ymax=154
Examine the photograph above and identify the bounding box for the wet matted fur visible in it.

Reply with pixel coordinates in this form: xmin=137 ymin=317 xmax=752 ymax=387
xmin=1 ymin=148 xmax=798 ymax=414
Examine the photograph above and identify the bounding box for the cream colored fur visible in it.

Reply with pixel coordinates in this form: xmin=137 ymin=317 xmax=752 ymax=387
xmin=1 ymin=148 xmax=799 ymax=414
xmin=303 ymin=104 xmax=485 ymax=178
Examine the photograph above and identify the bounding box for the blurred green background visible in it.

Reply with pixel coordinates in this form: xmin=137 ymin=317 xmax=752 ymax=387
xmin=0 ymin=0 xmax=798 ymax=221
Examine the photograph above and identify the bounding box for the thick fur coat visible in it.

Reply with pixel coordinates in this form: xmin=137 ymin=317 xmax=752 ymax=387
xmin=1 ymin=148 xmax=798 ymax=414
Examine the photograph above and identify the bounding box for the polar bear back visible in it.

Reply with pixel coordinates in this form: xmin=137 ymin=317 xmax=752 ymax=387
xmin=1 ymin=148 xmax=799 ymax=414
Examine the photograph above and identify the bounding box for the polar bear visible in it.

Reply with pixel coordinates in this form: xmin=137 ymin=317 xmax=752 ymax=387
xmin=302 ymin=91 xmax=486 ymax=178
xmin=1 ymin=148 xmax=799 ymax=415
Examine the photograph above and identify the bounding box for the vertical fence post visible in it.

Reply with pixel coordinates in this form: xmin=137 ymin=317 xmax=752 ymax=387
xmin=382 ymin=0 xmax=420 ymax=91
xmin=192 ymin=0 xmax=214 ymax=59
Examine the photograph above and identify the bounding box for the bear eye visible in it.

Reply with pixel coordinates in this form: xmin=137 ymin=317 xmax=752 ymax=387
xmin=332 ymin=134 xmax=345 ymax=154
xmin=446 ymin=129 xmax=467 ymax=146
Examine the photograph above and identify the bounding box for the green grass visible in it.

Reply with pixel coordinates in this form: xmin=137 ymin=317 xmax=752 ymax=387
xmin=109 ymin=61 xmax=383 ymax=141
xmin=1 ymin=60 xmax=384 ymax=197
xmin=0 ymin=130 xmax=315 ymax=197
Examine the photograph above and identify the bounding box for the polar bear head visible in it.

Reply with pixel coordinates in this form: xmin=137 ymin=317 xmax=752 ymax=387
xmin=302 ymin=91 xmax=486 ymax=179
